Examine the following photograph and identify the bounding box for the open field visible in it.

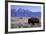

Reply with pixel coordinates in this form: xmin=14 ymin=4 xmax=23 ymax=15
xmin=11 ymin=17 xmax=41 ymax=28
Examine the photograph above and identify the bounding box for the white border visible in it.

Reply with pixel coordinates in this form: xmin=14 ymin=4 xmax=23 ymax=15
xmin=8 ymin=2 xmax=43 ymax=32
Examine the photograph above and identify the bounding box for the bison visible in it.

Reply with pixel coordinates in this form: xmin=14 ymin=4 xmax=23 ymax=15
xmin=28 ymin=17 xmax=40 ymax=25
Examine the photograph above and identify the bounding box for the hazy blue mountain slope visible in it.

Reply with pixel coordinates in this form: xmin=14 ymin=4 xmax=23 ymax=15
xmin=11 ymin=8 xmax=41 ymax=17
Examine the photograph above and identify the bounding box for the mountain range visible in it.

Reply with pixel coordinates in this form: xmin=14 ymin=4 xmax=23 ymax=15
xmin=11 ymin=8 xmax=41 ymax=17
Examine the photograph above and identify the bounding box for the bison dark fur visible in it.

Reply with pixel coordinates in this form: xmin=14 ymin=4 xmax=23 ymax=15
xmin=28 ymin=17 xmax=40 ymax=25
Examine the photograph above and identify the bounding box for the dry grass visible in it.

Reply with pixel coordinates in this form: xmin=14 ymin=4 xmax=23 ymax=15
xmin=11 ymin=17 xmax=41 ymax=28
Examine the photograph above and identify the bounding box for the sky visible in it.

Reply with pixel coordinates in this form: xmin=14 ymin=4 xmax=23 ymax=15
xmin=11 ymin=5 xmax=41 ymax=12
